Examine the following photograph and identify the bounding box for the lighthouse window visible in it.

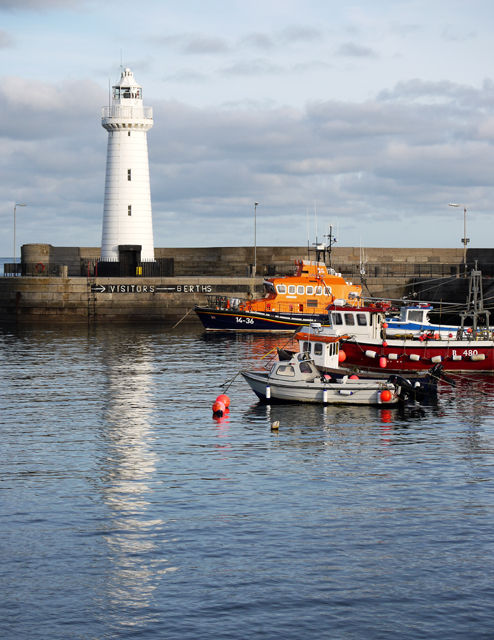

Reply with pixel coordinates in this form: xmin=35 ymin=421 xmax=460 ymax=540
xmin=128 ymin=205 xmax=132 ymax=216
xmin=127 ymin=169 xmax=131 ymax=181
xmin=276 ymin=284 xmax=287 ymax=294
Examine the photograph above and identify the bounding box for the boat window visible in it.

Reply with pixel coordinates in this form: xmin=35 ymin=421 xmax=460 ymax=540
xmin=344 ymin=313 xmax=355 ymax=325
xmin=307 ymin=300 xmax=318 ymax=307
xmin=325 ymin=287 xmax=332 ymax=296
xmin=333 ymin=313 xmax=343 ymax=325
xmin=315 ymin=286 xmax=322 ymax=295
xmin=276 ymin=284 xmax=287 ymax=294
xmin=264 ymin=282 xmax=276 ymax=294
xmin=408 ymin=310 xmax=424 ymax=323
xmin=306 ymin=286 xmax=314 ymax=295
xmin=299 ymin=362 xmax=313 ymax=374
xmin=357 ymin=313 xmax=367 ymax=326
xmin=288 ymin=285 xmax=296 ymax=294
xmin=303 ymin=342 xmax=311 ymax=353
xmin=276 ymin=365 xmax=295 ymax=377
xmin=314 ymin=343 xmax=323 ymax=355
xmin=297 ymin=285 xmax=304 ymax=295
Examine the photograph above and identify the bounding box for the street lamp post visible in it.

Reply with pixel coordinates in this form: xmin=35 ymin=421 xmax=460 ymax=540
xmin=254 ymin=202 xmax=258 ymax=277
xmin=448 ymin=203 xmax=469 ymax=274
xmin=14 ymin=204 xmax=26 ymax=274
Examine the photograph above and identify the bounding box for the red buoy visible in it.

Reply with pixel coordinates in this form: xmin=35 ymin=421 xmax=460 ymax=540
xmin=349 ymin=374 xmax=359 ymax=379
xmin=379 ymin=356 xmax=387 ymax=368
xmin=381 ymin=389 xmax=392 ymax=402
xmin=382 ymin=341 xmax=388 ymax=347
xmin=216 ymin=394 xmax=230 ymax=408
xmin=382 ymin=322 xmax=388 ymax=329
xmin=338 ymin=349 xmax=346 ymax=363
xmin=212 ymin=400 xmax=225 ymax=415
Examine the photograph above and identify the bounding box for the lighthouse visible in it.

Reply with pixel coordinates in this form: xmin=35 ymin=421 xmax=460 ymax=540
xmin=101 ymin=68 xmax=154 ymax=261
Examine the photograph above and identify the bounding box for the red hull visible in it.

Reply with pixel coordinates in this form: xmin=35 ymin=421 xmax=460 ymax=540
xmin=341 ymin=339 xmax=494 ymax=372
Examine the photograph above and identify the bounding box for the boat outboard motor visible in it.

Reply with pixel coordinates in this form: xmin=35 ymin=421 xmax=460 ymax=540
xmin=428 ymin=363 xmax=456 ymax=387
xmin=387 ymin=374 xmax=419 ymax=401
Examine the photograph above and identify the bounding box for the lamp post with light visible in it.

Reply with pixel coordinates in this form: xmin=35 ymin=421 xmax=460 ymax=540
xmin=448 ymin=203 xmax=468 ymax=274
xmin=253 ymin=202 xmax=259 ymax=277
xmin=14 ymin=203 xmax=26 ymax=274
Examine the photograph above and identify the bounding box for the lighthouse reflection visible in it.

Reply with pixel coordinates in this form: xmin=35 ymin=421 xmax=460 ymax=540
xmin=97 ymin=335 xmax=174 ymax=625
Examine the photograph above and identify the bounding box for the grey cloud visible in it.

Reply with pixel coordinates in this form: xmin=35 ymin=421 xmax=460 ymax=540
xmin=2 ymin=77 xmax=494 ymax=251
xmin=220 ymin=59 xmax=284 ymax=77
xmin=0 ymin=29 xmax=13 ymax=47
xmin=0 ymin=0 xmax=86 ymax=9
xmin=441 ymin=27 xmax=477 ymax=42
xmin=163 ymin=69 xmax=209 ymax=84
xmin=240 ymin=32 xmax=275 ymax=50
xmin=336 ymin=42 xmax=377 ymax=58
xmin=277 ymin=26 xmax=324 ymax=44
xmin=0 ymin=76 xmax=105 ymax=140
xmin=150 ymin=33 xmax=230 ymax=55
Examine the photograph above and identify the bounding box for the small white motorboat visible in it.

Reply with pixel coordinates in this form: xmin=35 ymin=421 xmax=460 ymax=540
xmin=241 ymin=353 xmax=399 ymax=405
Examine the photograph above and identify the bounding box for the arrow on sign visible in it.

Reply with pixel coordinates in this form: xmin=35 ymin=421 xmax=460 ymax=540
xmin=155 ymin=286 xmax=177 ymax=292
xmin=91 ymin=285 xmax=106 ymax=293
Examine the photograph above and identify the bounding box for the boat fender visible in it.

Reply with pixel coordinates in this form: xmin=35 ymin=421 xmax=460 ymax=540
xmin=380 ymin=389 xmax=392 ymax=402
xmin=323 ymin=389 xmax=328 ymax=403
xmin=431 ymin=356 xmax=442 ymax=364
xmin=365 ymin=350 xmax=377 ymax=358
xmin=339 ymin=389 xmax=353 ymax=396
xmin=409 ymin=354 xmax=421 ymax=361
xmin=388 ymin=353 xmax=399 ymax=360
xmin=452 ymin=355 xmax=462 ymax=361
xmin=379 ymin=357 xmax=387 ymax=368
xmin=471 ymin=354 xmax=486 ymax=361
xmin=266 ymin=385 xmax=271 ymax=399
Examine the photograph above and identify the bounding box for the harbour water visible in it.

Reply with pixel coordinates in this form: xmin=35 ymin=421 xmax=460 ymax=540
xmin=2 ymin=323 xmax=494 ymax=639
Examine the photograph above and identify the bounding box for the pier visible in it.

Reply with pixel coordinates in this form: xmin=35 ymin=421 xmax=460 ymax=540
xmin=1 ymin=243 xmax=493 ymax=323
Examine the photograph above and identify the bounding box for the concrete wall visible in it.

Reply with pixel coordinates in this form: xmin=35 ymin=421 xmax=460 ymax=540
xmin=0 ymin=276 xmax=259 ymax=324
xmin=21 ymin=244 xmax=493 ymax=279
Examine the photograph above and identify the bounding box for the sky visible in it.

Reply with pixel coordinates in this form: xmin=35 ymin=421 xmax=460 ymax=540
xmin=2 ymin=0 xmax=494 ymax=256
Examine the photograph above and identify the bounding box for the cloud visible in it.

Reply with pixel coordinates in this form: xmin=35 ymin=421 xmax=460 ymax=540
xmin=150 ymin=33 xmax=230 ymax=55
xmin=0 ymin=76 xmax=105 ymax=140
xmin=0 ymin=29 xmax=13 ymax=47
xmin=2 ymin=76 xmax=494 ymax=251
xmin=220 ymin=59 xmax=284 ymax=77
xmin=277 ymin=26 xmax=324 ymax=44
xmin=0 ymin=0 xmax=86 ymax=9
xmin=336 ymin=42 xmax=378 ymax=58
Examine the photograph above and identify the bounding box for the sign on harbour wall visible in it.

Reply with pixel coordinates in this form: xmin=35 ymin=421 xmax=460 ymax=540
xmin=91 ymin=284 xmax=214 ymax=294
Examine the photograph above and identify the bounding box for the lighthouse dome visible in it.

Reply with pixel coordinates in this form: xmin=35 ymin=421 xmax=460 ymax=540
xmin=113 ymin=68 xmax=142 ymax=101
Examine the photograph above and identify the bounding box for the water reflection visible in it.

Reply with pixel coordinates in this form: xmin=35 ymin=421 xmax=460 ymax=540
xmin=95 ymin=330 xmax=172 ymax=628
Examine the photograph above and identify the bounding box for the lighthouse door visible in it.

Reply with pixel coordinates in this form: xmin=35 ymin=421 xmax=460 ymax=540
xmin=119 ymin=245 xmax=142 ymax=277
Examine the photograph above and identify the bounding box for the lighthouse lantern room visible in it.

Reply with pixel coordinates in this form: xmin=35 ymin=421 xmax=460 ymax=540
xmin=101 ymin=68 xmax=154 ymax=261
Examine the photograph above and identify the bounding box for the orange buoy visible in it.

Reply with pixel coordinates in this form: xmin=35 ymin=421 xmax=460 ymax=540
xmin=349 ymin=374 xmax=359 ymax=379
xmin=212 ymin=400 xmax=225 ymax=415
xmin=216 ymin=394 xmax=230 ymax=408
xmin=382 ymin=322 xmax=388 ymax=329
xmin=338 ymin=349 xmax=346 ymax=363
xmin=379 ymin=357 xmax=387 ymax=368
xmin=382 ymin=341 xmax=388 ymax=347
xmin=381 ymin=389 xmax=392 ymax=402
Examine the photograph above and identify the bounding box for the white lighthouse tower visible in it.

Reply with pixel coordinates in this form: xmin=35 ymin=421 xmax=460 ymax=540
xmin=101 ymin=68 xmax=154 ymax=261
